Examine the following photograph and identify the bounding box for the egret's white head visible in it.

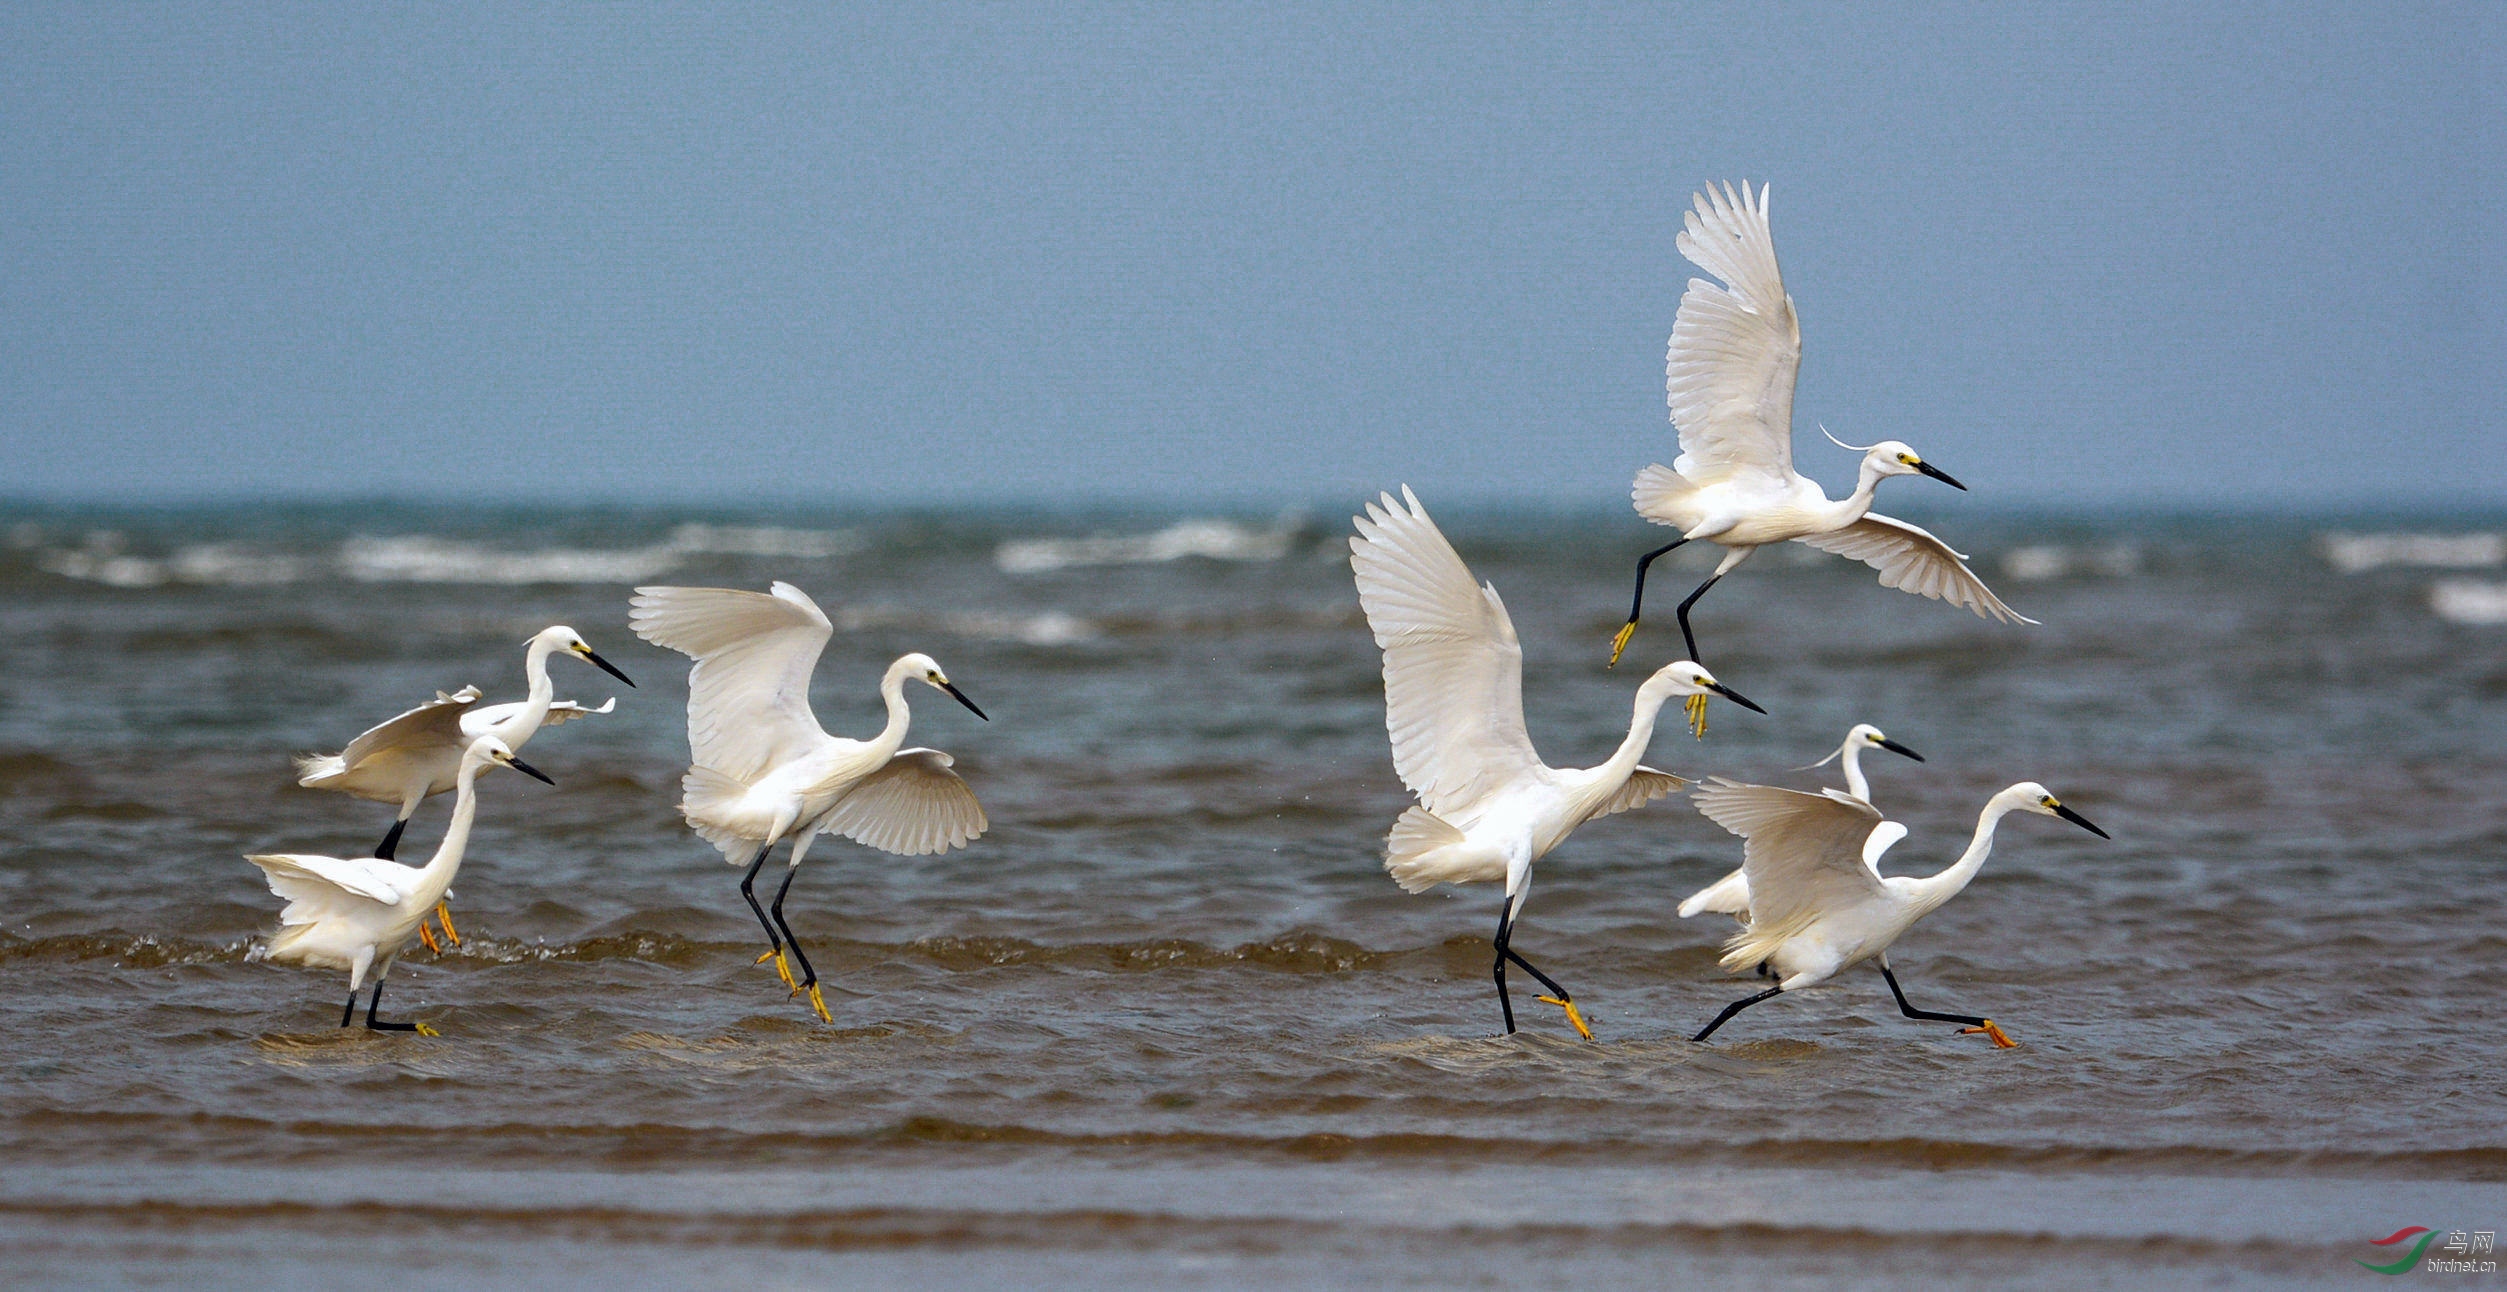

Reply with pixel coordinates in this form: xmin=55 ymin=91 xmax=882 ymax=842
xmin=895 ymin=652 xmax=990 ymax=721
xmin=1850 ymin=723 xmax=1924 ymax=763
xmin=1825 ymin=429 xmax=1968 ymax=492
xmin=1640 ymin=661 xmax=1766 ymax=713
xmin=2003 ymin=781 xmax=2108 ymax=838
xmin=462 ymin=734 xmax=557 ymax=785
xmin=530 ymin=625 xmax=637 ymax=688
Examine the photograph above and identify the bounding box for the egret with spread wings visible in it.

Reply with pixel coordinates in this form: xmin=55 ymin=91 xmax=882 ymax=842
xmin=630 ymin=581 xmax=989 ymax=1022
xmin=1352 ymin=486 xmax=1763 ymax=1040
xmin=1677 ymin=722 xmax=1924 ymax=926
xmin=1608 ymin=182 xmax=2028 ymax=733
xmin=250 ymin=735 xmax=554 ymax=1034
xmin=1686 ymin=776 xmax=2107 ymax=1047
xmin=295 ymin=624 xmax=632 ymax=947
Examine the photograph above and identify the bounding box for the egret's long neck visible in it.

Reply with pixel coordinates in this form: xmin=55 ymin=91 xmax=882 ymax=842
xmin=407 ymin=757 xmax=486 ymax=908
xmin=1902 ymin=794 xmax=2019 ymax=920
xmin=1815 ymin=458 xmax=1890 ymax=530
xmin=516 ymin=636 xmax=559 ymax=720
xmin=871 ymin=661 xmax=916 ymax=759
xmin=1582 ymin=685 xmax=1672 ymax=808
xmin=1839 ymin=742 xmax=1871 ymax=801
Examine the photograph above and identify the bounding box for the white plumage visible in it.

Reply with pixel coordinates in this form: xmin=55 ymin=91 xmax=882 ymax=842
xmin=629 ymin=581 xmax=990 ymax=1022
xmin=1677 ymin=722 xmax=1923 ymax=922
xmin=1351 ymin=485 xmax=1763 ymax=1039
xmin=1610 ymin=182 xmax=2029 ymax=679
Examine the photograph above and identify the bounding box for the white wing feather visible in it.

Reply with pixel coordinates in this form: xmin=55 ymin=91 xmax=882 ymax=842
xmin=467 ymin=696 xmax=616 ymax=736
xmin=1694 ymin=779 xmax=1888 ymax=970
xmin=629 ymin=583 xmax=835 ymax=781
xmin=1666 ymin=182 xmax=1800 ymax=490
xmin=300 ymin=686 xmax=482 ymax=787
xmin=815 ymin=749 xmax=988 ymax=857
xmin=245 ymin=852 xmax=410 ymax=910
xmin=1794 ymin=513 xmax=2036 ymax=624
xmin=1596 ymin=766 xmax=1688 ymax=818
xmin=1349 ymin=487 xmax=1544 ymax=816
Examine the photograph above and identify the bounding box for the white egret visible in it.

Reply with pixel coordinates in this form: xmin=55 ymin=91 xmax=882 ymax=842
xmin=248 ymin=735 xmax=553 ymax=1033
xmin=295 ymin=626 xmax=630 ymax=947
xmin=1351 ymin=486 xmax=1764 ymax=1040
xmin=1686 ymin=776 xmax=2107 ymax=1047
xmin=628 ymin=581 xmax=989 ymax=1022
xmin=1607 ymin=182 xmax=2029 ymax=737
xmin=1677 ymin=723 xmax=1924 ymax=923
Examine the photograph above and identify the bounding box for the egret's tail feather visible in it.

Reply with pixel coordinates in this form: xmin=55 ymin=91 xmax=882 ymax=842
xmin=292 ymin=753 xmax=345 ymax=786
xmin=1383 ymin=806 xmax=1468 ymax=894
xmin=1631 ymin=464 xmax=1698 ymax=525
xmin=1719 ymin=910 xmax=1814 ymax=975
xmin=680 ymin=765 xmax=758 ymax=862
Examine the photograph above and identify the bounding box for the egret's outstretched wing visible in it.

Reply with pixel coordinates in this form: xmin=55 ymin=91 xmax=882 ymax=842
xmin=1596 ymin=766 xmax=1688 ymax=818
xmin=815 ymin=749 xmax=987 ymax=857
xmin=466 ymin=696 xmax=616 ymax=736
xmin=1694 ymin=778 xmax=1888 ymax=970
xmin=319 ymin=686 xmax=482 ymax=778
xmin=630 ymin=583 xmax=834 ymax=781
xmin=1678 ymin=867 xmax=1750 ymax=919
xmin=1794 ymin=513 xmax=2036 ymax=625
xmin=245 ymin=852 xmax=409 ymax=910
xmin=1349 ymin=487 xmax=1543 ymax=815
xmin=1667 ymin=182 xmax=1801 ymax=491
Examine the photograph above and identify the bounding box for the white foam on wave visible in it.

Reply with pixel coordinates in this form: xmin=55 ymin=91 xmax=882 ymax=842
xmin=2430 ymin=580 xmax=2507 ymax=625
xmin=31 ymin=523 xmax=862 ymax=587
xmin=1999 ymin=544 xmax=2140 ymax=581
xmin=832 ymin=605 xmax=1097 ymax=646
xmin=995 ymin=517 xmax=1300 ymax=574
xmin=2318 ymin=532 xmax=2505 ymax=575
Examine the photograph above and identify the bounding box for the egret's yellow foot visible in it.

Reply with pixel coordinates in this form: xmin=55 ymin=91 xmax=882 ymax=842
xmin=805 ymin=983 xmax=832 ymax=1023
xmin=1538 ymin=995 xmax=1594 ymax=1041
xmin=1685 ymin=692 xmax=1710 ymax=739
xmin=417 ymin=922 xmax=441 ymax=954
xmin=414 ymin=1022 xmax=440 ymax=1037
xmin=434 ymin=902 xmax=461 ymax=948
xmin=1960 ymin=1020 xmax=2018 ymax=1048
xmin=1607 ymin=621 xmax=1638 ymax=668
xmin=757 ymin=948 xmax=796 ymax=990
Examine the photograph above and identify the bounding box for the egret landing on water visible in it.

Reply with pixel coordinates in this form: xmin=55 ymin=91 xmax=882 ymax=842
xmin=1678 ymin=723 xmax=1924 ymax=926
xmin=630 ymin=582 xmax=989 ymax=1023
xmin=293 ymin=625 xmax=632 ymax=949
xmin=1607 ymin=182 xmax=2030 ymax=735
xmin=1350 ymin=486 xmax=1764 ymax=1041
xmin=1685 ymin=776 xmax=2107 ymax=1048
xmin=248 ymin=735 xmax=553 ymax=1034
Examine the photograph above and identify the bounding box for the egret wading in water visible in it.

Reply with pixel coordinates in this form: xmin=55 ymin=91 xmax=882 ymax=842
xmin=1350 ymin=487 xmax=1764 ymax=1040
xmin=629 ymin=582 xmax=989 ymax=1023
xmin=1608 ymin=182 xmax=2028 ymax=735
xmin=1678 ymin=723 xmax=1924 ymax=926
xmin=1685 ymin=776 xmax=2107 ymax=1047
xmin=248 ymin=735 xmax=553 ymax=1034
xmin=294 ymin=625 xmax=632 ymax=947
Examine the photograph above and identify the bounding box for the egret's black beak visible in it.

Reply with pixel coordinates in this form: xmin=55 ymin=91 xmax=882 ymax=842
xmin=580 ymin=647 xmax=637 ymax=688
xmin=939 ymin=680 xmax=989 ymax=722
xmin=505 ymin=755 xmax=557 ymax=786
xmin=1704 ymin=681 xmax=1767 ymax=714
xmin=2053 ymin=803 xmax=2108 ymax=839
xmin=1914 ymin=461 xmax=1968 ymax=491
xmin=1876 ymin=738 xmax=1925 ymax=762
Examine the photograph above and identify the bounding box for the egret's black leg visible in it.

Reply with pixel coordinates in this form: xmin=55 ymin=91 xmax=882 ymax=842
xmin=1502 ymin=945 xmax=1573 ymax=1003
xmin=1490 ymin=896 xmax=1518 ymax=1035
xmin=362 ymin=981 xmax=422 ymax=1033
xmin=340 ymin=993 xmax=358 ymax=1027
xmin=1672 ymin=574 xmax=1723 ymax=666
xmin=375 ymin=817 xmax=408 ymax=861
xmin=737 ymin=842 xmax=782 ymax=958
xmin=767 ymin=863 xmax=830 ymax=1020
xmin=1692 ymin=984 xmax=1783 ymax=1042
xmin=1609 ymin=538 xmax=1690 ymax=666
xmin=1880 ymin=963 xmax=1987 ymax=1027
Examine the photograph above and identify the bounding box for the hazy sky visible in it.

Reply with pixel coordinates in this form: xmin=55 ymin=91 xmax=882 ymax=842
xmin=1 ymin=4 xmax=2495 ymax=508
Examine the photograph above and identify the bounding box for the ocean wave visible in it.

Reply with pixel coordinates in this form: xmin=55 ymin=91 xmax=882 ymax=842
xmin=1998 ymin=543 xmax=2139 ymax=581
xmin=2430 ymin=580 xmax=2507 ymax=625
xmin=25 ymin=523 xmax=860 ymax=588
xmin=2318 ymin=531 xmax=2505 ymax=574
xmin=995 ymin=517 xmax=1301 ymax=574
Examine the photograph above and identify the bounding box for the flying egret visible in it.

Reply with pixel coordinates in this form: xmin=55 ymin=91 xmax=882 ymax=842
xmin=294 ymin=625 xmax=632 ymax=947
xmin=1686 ymin=776 xmax=2107 ymax=1047
xmin=628 ymin=582 xmax=989 ymax=1023
xmin=1350 ymin=486 xmax=1764 ymax=1040
xmin=247 ymin=734 xmax=553 ymax=1034
xmin=1677 ymin=723 xmax=1923 ymax=924
xmin=1607 ymin=182 xmax=2029 ymax=736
